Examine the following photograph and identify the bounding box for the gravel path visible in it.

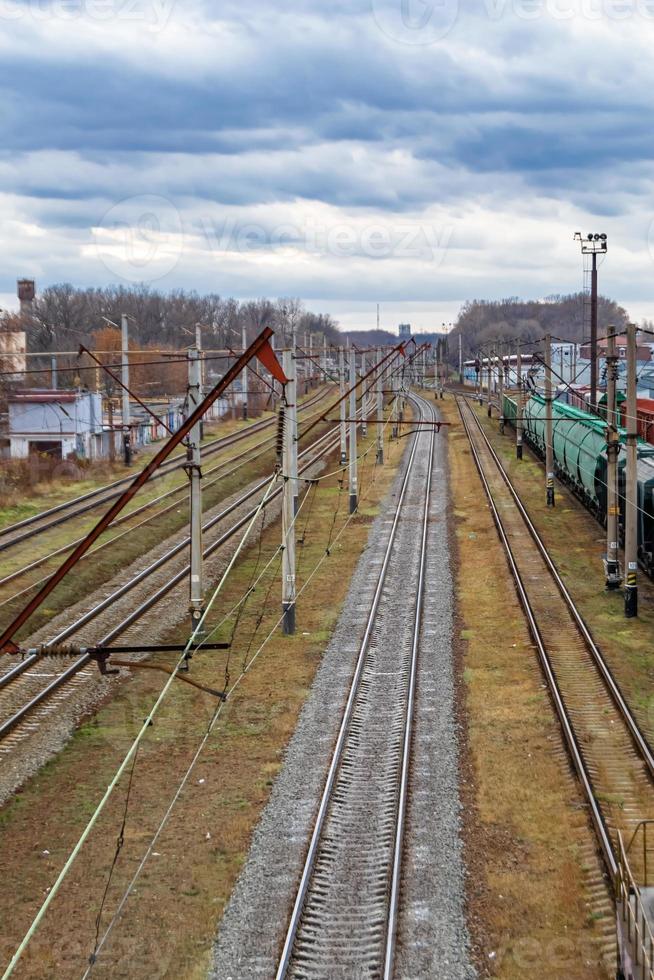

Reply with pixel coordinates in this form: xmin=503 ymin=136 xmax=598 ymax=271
xmin=211 ymin=399 xmax=475 ymax=979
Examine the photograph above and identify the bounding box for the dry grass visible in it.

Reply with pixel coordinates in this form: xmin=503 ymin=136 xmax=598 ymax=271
xmin=475 ymin=402 xmax=654 ymax=744
xmin=0 ymin=388 xmax=327 ymax=528
xmin=441 ymin=395 xmax=608 ymax=979
xmin=0 ymin=414 xmax=405 ymax=979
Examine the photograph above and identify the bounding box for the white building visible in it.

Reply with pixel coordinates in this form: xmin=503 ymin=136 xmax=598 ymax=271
xmin=8 ymin=389 xmax=103 ymax=459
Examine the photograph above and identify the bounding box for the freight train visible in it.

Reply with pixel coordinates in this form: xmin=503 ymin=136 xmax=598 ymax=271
xmin=502 ymin=391 xmax=654 ymax=574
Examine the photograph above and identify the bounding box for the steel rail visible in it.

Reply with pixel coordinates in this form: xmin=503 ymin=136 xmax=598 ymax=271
xmin=0 ymin=421 xmax=346 ymax=740
xmin=0 ymin=388 xmax=331 ymax=553
xmin=0 ymin=393 xmax=333 ymax=596
xmin=461 ymin=397 xmax=654 ymax=778
xmin=275 ymin=393 xmax=429 ymax=979
xmin=383 ymin=394 xmax=435 ymax=979
xmin=456 ymin=396 xmax=619 ymax=876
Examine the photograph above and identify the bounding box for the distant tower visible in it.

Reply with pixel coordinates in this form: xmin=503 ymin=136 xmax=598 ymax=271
xmin=17 ymin=279 xmax=35 ymax=317
xmin=399 ymin=323 xmax=411 ymax=340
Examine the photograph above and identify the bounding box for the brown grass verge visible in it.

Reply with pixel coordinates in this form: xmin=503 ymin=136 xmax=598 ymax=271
xmin=441 ymin=394 xmax=610 ymax=979
xmin=475 ymin=400 xmax=654 ymax=745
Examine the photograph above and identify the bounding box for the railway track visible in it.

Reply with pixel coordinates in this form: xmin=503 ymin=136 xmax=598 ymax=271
xmin=0 ymin=390 xmax=332 ymax=607
xmin=0 ymin=419 xmax=344 ymax=757
xmin=456 ymin=394 xmax=654 ymax=884
xmin=275 ymin=393 xmax=435 ymax=979
xmin=0 ymin=388 xmax=330 ymax=556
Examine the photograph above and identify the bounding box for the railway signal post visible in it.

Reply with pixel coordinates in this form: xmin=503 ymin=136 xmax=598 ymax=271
xmin=605 ymin=328 xmax=621 ymax=589
xmin=625 ymin=322 xmax=639 ymax=616
xmin=348 ymin=348 xmax=358 ymax=513
xmin=545 ymin=335 xmax=555 ymax=507
xmin=282 ymin=348 xmax=297 ymax=635
xmin=187 ymin=348 xmax=205 ymax=630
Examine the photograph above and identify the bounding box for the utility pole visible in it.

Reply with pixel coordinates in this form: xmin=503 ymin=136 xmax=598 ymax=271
xmin=108 ymin=398 xmax=116 ymax=462
xmin=339 ymin=346 xmax=347 ymax=465
xmin=575 ymin=231 xmax=607 ymax=409
xmin=241 ymin=324 xmax=248 ymax=419
xmin=544 ymin=335 xmax=555 ymax=507
xmin=121 ymin=314 xmax=131 ymax=466
xmin=195 ymin=323 xmax=205 ymax=436
xmin=187 ymin=348 xmax=204 ymax=631
xmin=590 ymin=250 xmax=598 ymax=410
xmin=497 ymin=345 xmax=504 ymax=433
xmin=281 ymin=348 xmax=296 ymax=635
xmin=348 ymin=348 xmax=358 ymax=513
xmin=322 ymin=338 xmax=328 ymax=383
xmin=458 ymin=334 xmax=463 ymax=384
xmin=51 ymin=355 xmax=58 ymax=390
xmin=516 ymin=339 xmax=523 ymax=460
xmin=289 ymin=342 xmax=299 ymax=515
xmin=361 ymin=351 xmax=367 ymax=437
xmin=624 ymin=322 xmax=638 ymax=617
xmin=605 ymin=328 xmax=621 ymax=589
xmin=376 ymin=347 xmax=384 ymax=464
xmin=486 ymin=351 xmax=492 ymax=417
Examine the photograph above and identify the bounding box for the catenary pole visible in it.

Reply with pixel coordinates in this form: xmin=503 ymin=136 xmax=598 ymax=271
xmin=281 ymin=348 xmax=296 ymax=635
xmin=590 ymin=250 xmax=598 ymax=410
xmin=361 ymin=350 xmax=368 ymax=437
xmin=339 ymin=346 xmax=347 ymax=465
xmin=625 ymin=322 xmax=638 ymax=616
xmin=121 ymin=314 xmax=131 ymax=465
xmin=486 ymin=350 xmax=492 ymax=417
xmin=241 ymin=324 xmax=248 ymax=419
xmin=497 ymin=345 xmax=504 ymax=433
xmin=348 ymin=348 xmax=358 ymax=513
xmin=376 ymin=346 xmax=384 ymax=464
xmin=605 ymin=326 xmax=621 ymax=589
xmin=545 ymin=334 xmax=555 ymax=507
xmin=187 ymin=348 xmax=204 ymax=629
xmin=289 ymin=342 xmax=299 ymax=515
xmin=516 ymin=339 xmax=523 ymax=460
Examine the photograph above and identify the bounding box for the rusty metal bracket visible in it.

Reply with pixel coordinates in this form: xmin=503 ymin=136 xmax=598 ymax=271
xmin=0 ymin=327 xmax=282 ymax=655
xmin=108 ymin=660 xmax=227 ymax=699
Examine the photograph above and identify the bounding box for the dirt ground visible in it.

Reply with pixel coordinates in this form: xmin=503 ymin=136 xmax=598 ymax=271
xmin=0 ymin=418 xmax=405 ymax=979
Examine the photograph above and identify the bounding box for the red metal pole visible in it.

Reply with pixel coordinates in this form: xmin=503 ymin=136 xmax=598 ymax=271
xmin=0 ymin=327 xmax=279 ymax=654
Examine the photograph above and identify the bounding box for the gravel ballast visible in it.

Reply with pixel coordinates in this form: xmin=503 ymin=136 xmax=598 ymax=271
xmin=211 ymin=397 xmax=475 ymax=979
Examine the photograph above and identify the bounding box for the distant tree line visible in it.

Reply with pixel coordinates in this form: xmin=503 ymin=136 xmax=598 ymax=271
xmin=450 ymin=293 xmax=630 ymax=364
xmin=0 ymin=284 xmax=341 ymax=395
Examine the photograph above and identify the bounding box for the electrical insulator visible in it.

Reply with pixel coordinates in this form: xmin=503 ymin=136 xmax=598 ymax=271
xmin=276 ymin=406 xmax=286 ymax=468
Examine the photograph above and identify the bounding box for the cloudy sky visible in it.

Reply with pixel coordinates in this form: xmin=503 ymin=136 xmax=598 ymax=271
xmin=2 ymin=0 xmax=654 ymax=330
